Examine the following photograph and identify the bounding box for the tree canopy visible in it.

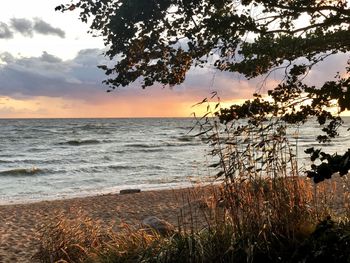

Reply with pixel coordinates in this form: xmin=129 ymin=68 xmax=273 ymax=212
xmin=57 ymin=0 xmax=350 ymax=182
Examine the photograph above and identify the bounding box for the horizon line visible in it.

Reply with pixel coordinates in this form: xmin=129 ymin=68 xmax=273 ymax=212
xmin=0 ymin=116 xmax=197 ymax=120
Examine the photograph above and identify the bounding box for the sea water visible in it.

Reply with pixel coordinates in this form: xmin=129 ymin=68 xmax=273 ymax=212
xmin=0 ymin=118 xmax=211 ymax=204
xmin=0 ymin=117 xmax=349 ymax=204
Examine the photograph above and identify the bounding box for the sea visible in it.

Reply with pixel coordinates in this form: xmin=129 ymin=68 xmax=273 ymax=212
xmin=0 ymin=117 xmax=349 ymax=205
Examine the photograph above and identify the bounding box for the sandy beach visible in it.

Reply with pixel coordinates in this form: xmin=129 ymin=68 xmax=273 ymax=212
xmin=0 ymin=187 xmax=212 ymax=263
xmin=1 ymin=177 xmax=348 ymax=262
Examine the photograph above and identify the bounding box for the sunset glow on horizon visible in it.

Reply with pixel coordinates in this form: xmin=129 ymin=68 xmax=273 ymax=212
xmin=0 ymin=93 xmax=252 ymax=118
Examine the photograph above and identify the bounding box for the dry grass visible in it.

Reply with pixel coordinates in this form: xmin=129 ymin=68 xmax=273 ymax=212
xmin=34 ymin=103 xmax=350 ymax=262
xmin=34 ymin=210 xmax=167 ymax=263
xmin=33 ymin=175 xmax=350 ymax=263
xmin=34 ymin=211 xmax=105 ymax=262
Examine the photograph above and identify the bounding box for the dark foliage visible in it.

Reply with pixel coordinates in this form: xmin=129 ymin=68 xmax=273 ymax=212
xmin=292 ymin=217 xmax=350 ymax=263
xmin=57 ymin=0 xmax=350 ymax=181
xmin=305 ymin=148 xmax=350 ymax=183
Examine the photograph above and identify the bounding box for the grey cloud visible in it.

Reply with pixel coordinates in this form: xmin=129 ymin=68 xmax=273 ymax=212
xmin=0 ymin=52 xmax=15 ymax=63
xmin=183 ymin=68 xmax=258 ymax=100
xmin=303 ymin=53 xmax=349 ymax=87
xmin=0 ymin=49 xmax=348 ymax=105
xmin=0 ymin=49 xmax=190 ymax=104
xmin=10 ymin=18 xmax=33 ymax=37
xmin=33 ymin=18 xmax=65 ymax=38
xmin=0 ymin=49 xmax=107 ymax=101
xmin=0 ymin=22 xmax=13 ymax=39
xmin=40 ymin=51 xmax=62 ymax=63
xmin=8 ymin=18 xmax=65 ymax=38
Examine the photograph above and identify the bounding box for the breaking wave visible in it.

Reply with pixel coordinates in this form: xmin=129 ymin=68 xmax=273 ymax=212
xmin=0 ymin=167 xmax=43 ymax=177
xmin=58 ymin=139 xmax=101 ymax=146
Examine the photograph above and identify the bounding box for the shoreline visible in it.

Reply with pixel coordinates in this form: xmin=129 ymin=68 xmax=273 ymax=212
xmin=0 ymin=181 xmax=216 ymax=206
xmin=0 ymin=185 xmax=214 ymax=263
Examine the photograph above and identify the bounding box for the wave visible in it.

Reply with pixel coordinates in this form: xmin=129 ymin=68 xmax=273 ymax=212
xmin=27 ymin=147 xmax=47 ymax=152
xmin=109 ymin=164 xmax=132 ymax=170
xmin=125 ymin=143 xmax=160 ymax=148
xmin=0 ymin=160 xmax=13 ymax=164
xmin=128 ymin=148 xmax=167 ymax=154
xmin=164 ymin=142 xmax=199 ymax=147
xmin=177 ymin=135 xmax=195 ymax=142
xmin=124 ymin=142 xmax=199 ymax=152
xmin=0 ymin=167 xmax=43 ymax=177
xmin=109 ymin=164 xmax=164 ymax=171
xmin=79 ymin=124 xmax=102 ymax=130
xmin=76 ymin=165 xmax=132 ymax=173
xmin=58 ymin=139 xmax=101 ymax=146
xmin=78 ymin=123 xmax=113 ymax=130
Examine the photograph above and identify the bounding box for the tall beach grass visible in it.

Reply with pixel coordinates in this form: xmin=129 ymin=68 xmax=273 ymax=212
xmin=35 ymin=97 xmax=350 ymax=262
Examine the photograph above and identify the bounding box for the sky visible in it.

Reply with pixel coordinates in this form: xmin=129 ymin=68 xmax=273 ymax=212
xmin=0 ymin=1 xmax=349 ymax=118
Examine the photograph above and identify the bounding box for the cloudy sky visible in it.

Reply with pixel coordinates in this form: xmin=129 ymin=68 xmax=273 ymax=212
xmin=0 ymin=1 xmax=348 ymax=118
